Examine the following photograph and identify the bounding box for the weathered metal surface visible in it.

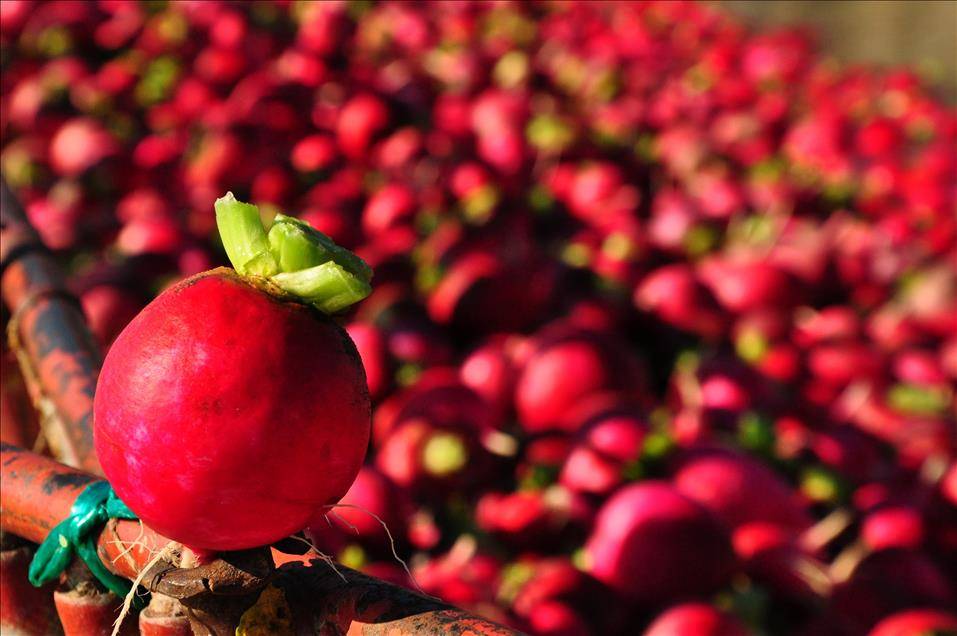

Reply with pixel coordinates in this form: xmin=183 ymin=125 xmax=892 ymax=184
xmin=1 ymin=346 xmax=42 ymax=449
xmin=53 ymin=587 xmax=137 ymax=636
xmin=2 ymin=177 xmax=524 ymax=634
xmin=1 ymin=178 xmax=102 ymax=474
xmin=149 ymin=548 xmax=274 ymax=636
xmin=1 ymin=444 xmax=524 ymax=634
xmin=0 ymin=442 xmax=167 ymax=579
xmin=138 ymin=595 xmax=192 ymax=636
xmin=0 ymin=540 xmax=60 ymax=635
xmin=276 ymin=561 xmax=523 ymax=635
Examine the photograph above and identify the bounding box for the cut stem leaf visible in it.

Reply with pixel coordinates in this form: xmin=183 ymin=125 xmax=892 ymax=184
xmin=268 ymin=214 xmax=372 ymax=283
xmin=271 ymin=261 xmax=372 ymax=314
xmin=215 ymin=194 xmax=372 ymax=313
xmin=215 ymin=192 xmax=279 ymax=278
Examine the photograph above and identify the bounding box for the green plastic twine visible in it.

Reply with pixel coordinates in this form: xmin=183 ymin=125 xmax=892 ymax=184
xmin=28 ymin=481 xmax=148 ymax=609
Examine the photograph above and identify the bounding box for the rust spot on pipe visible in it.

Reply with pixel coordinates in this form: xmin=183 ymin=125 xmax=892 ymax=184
xmin=1 ymin=446 xmax=524 ymax=634
xmin=1 ymin=178 xmax=102 ymax=474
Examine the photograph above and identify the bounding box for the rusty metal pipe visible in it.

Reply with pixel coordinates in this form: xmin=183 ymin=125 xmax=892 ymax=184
xmin=1 ymin=444 xmax=523 ymax=634
xmin=276 ymin=561 xmax=522 ymax=635
xmin=1 ymin=178 xmax=102 ymax=474
xmin=2 ymin=178 xmax=522 ymax=634
xmin=0 ymin=442 xmax=169 ymax=580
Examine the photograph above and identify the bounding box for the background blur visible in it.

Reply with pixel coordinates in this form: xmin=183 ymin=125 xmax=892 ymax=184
xmin=725 ymin=0 xmax=957 ymax=103
xmin=2 ymin=2 xmax=956 ymax=636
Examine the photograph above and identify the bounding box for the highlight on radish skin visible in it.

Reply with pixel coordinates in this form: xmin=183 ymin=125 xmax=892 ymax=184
xmin=93 ymin=194 xmax=373 ymax=552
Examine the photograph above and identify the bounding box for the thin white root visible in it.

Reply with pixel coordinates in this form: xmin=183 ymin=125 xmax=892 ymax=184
xmin=322 ymin=503 xmax=426 ymax=597
xmin=111 ymin=541 xmax=180 ymax=636
xmin=287 ymin=535 xmax=348 ymax=583
xmin=326 ymin=509 xmax=359 ymax=535
xmin=110 ymin=520 xmax=148 ymax=565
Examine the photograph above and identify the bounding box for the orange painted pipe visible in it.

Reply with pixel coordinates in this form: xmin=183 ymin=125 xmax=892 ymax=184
xmin=0 ymin=442 xmax=170 ymax=579
xmin=1 ymin=178 xmax=103 ymax=474
xmin=0 ymin=545 xmax=59 ymax=634
xmin=1 ymin=444 xmax=523 ymax=634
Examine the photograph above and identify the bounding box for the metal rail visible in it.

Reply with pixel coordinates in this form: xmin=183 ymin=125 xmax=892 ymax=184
xmin=1 ymin=443 xmax=521 ymax=635
xmin=1 ymin=177 xmax=102 ymax=474
xmin=0 ymin=177 xmax=522 ymax=634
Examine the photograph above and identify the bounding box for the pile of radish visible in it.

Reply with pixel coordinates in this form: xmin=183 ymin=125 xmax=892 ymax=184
xmin=1 ymin=1 xmax=955 ymax=634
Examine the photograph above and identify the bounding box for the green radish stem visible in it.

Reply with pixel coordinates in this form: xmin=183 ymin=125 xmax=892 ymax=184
xmin=214 ymin=193 xmax=279 ymax=278
xmin=214 ymin=193 xmax=372 ymax=313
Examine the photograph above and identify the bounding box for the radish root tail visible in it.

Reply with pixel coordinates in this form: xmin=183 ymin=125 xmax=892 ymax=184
xmin=111 ymin=541 xmax=181 ymax=636
xmin=322 ymin=503 xmax=428 ymax=598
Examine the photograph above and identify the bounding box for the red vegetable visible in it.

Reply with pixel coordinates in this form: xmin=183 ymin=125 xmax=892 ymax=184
xmin=515 ymin=325 xmax=647 ymax=434
xmin=643 ymin=603 xmax=750 ymax=636
xmin=672 ymin=447 xmax=811 ymax=531
xmin=868 ymin=609 xmax=957 ymax=636
xmin=94 ymin=194 xmax=373 ymax=551
xmin=584 ymin=482 xmax=736 ymax=603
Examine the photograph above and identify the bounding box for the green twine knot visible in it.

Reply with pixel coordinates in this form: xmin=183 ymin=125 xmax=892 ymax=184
xmin=28 ymin=481 xmax=148 ymax=608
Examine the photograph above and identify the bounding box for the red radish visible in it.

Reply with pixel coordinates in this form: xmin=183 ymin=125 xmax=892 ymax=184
xmin=673 ymin=447 xmax=812 ymax=531
xmin=26 ymin=191 xmax=84 ymax=251
xmin=94 ymin=194 xmax=373 ymax=551
xmin=732 ymin=522 xmax=831 ymax=602
xmin=831 ymin=550 xmax=956 ymax=632
xmin=185 ymin=132 xmax=241 ymax=186
xmin=507 ymin=558 xmax=605 ymax=620
xmin=337 ymin=93 xmax=389 ymax=159
xmin=373 ymin=127 xmax=422 ymax=170
xmin=868 ymin=609 xmax=957 ymax=636
xmin=375 ymin=416 xmax=484 ymax=494
xmin=515 ymin=325 xmax=647 ymax=434
xmin=697 ymin=255 xmax=795 ymax=314
xmin=732 ymin=309 xmax=791 ymax=359
xmin=49 ymin=117 xmax=118 ymax=177
xmin=635 ymin=264 xmax=726 ymax=340
xmin=133 ymin=133 xmax=186 ymax=169
xmin=941 ymin=462 xmax=957 ymax=507
xmin=372 ymin=369 xmax=497 ymax=444
xmin=116 ymin=217 xmax=183 ymax=256
xmin=116 ymin=188 xmax=172 ymax=224
xmin=861 ymin=506 xmax=925 ymax=551
xmin=526 ymin=601 xmax=592 ymax=636
xmin=806 ymin=342 xmax=883 ymax=387
xmin=372 ymin=373 xmax=495 ymax=493
xmin=643 ymin=603 xmax=750 ymax=636
xmin=811 ymin=428 xmax=886 ymax=484
xmin=476 ymin=490 xmax=553 ymax=546
xmin=459 ymin=337 xmax=518 ymax=418
xmin=505 ymin=554 xmax=625 ymax=633
xmin=407 ymin=508 xmax=441 ymax=550
xmin=362 ymin=183 xmax=416 ymax=237
xmin=251 ymin=165 xmax=293 ymax=206
xmin=80 ymin=285 xmax=143 ymax=351
xmin=584 ymin=482 xmax=736 ymax=603
xmin=414 ymin=540 xmax=502 ymax=609
xmin=386 ymin=324 xmax=453 ymax=370
xmin=476 ymin=487 xmax=591 ymax=549
xmin=754 ymin=343 xmax=801 ymax=383
xmin=647 ymin=189 xmax=700 ymax=254
xmin=699 ymin=375 xmax=751 ymax=413
xmin=305 ymin=466 xmax=409 ymax=553
xmin=427 ymin=248 xmax=558 ymax=333
xmin=560 ymin=398 xmax=647 ymax=496
xmin=345 ymin=322 xmax=389 ymax=399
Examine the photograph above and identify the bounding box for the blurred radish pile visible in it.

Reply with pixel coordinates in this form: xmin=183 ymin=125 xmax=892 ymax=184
xmin=2 ymin=1 xmax=956 ymax=635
